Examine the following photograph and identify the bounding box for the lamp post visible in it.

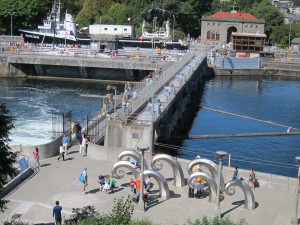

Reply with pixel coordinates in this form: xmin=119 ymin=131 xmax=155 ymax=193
xmin=106 ymin=85 xmax=117 ymax=120
xmin=9 ymin=12 xmax=15 ymax=44
xmin=137 ymin=144 xmax=149 ymax=212
xmin=289 ymin=21 xmax=292 ymax=50
xmin=172 ymin=15 xmax=175 ymax=40
xmin=291 ymin=156 xmax=300 ymax=225
xmin=215 ymin=151 xmax=228 ymax=218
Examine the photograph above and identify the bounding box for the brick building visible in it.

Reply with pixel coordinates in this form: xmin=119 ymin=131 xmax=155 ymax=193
xmin=201 ymin=11 xmax=265 ymax=44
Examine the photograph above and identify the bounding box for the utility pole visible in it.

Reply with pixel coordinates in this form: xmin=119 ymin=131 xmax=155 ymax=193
xmin=172 ymin=15 xmax=175 ymax=40
xmin=9 ymin=12 xmax=15 ymax=44
xmin=99 ymin=17 xmax=102 ymax=52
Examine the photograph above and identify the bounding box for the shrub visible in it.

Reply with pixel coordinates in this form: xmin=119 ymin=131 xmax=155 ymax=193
xmin=184 ymin=216 xmax=248 ymax=225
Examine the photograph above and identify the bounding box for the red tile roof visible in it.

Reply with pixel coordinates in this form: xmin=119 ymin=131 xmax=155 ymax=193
xmin=209 ymin=11 xmax=257 ymax=20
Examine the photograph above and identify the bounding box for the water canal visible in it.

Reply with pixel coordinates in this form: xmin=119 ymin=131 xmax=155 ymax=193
xmin=0 ymin=76 xmax=300 ymax=177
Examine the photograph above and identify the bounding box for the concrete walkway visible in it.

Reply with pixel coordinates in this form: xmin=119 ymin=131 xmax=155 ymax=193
xmin=1 ymin=145 xmax=298 ymax=225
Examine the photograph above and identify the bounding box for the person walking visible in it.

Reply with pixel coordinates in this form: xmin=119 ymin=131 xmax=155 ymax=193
xmin=196 ymin=177 xmax=204 ymax=198
xmin=188 ymin=178 xmax=197 ymax=198
xmin=79 ymin=132 xmax=83 ymax=154
xmin=135 ymin=177 xmax=141 ymax=195
xmin=233 ymin=166 xmax=239 ymax=180
xmin=145 ymin=176 xmax=153 ymax=193
xmin=82 ymin=167 xmax=88 ymax=195
xmin=248 ymin=167 xmax=255 ymax=189
xmin=85 ymin=135 xmax=90 ymax=156
xmin=81 ymin=133 xmax=87 ymax=157
xmin=62 ymin=133 xmax=69 ymax=155
xmin=33 ymin=147 xmax=40 ymax=168
xmin=57 ymin=143 xmax=65 ymax=161
xmin=53 ymin=200 xmax=62 ymax=225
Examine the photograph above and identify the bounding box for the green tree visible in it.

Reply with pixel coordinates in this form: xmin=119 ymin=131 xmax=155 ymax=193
xmin=0 ymin=104 xmax=18 ymax=212
xmin=108 ymin=3 xmax=129 ymax=24
xmin=257 ymin=6 xmax=284 ymax=37
xmin=0 ymin=0 xmax=52 ymax=34
xmin=75 ymin=0 xmax=114 ymax=26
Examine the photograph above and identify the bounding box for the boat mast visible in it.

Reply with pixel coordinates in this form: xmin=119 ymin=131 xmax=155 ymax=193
xmin=52 ymin=0 xmax=60 ymax=47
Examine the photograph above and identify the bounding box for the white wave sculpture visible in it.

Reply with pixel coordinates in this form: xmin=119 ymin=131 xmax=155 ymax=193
xmin=151 ymin=154 xmax=185 ymax=187
xmin=225 ymin=179 xmax=256 ymax=210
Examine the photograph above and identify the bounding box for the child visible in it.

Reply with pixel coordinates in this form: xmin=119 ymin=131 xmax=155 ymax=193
xmin=110 ymin=176 xmax=116 ymax=193
xmin=233 ymin=166 xmax=239 ymax=180
xmin=130 ymin=178 xmax=135 ymax=193
xmin=98 ymin=175 xmax=105 ymax=191
xmin=57 ymin=143 xmax=65 ymax=161
xmin=103 ymin=176 xmax=110 ymax=195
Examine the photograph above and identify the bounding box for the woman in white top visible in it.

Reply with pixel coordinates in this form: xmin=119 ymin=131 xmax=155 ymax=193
xmin=57 ymin=143 xmax=65 ymax=161
xmin=81 ymin=133 xmax=88 ymax=156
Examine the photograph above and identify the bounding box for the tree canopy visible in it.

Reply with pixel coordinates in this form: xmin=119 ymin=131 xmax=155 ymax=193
xmin=0 ymin=0 xmax=294 ymax=45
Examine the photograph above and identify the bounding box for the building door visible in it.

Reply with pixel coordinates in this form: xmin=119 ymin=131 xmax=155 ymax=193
xmin=227 ymin=26 xmax=237 ymax=43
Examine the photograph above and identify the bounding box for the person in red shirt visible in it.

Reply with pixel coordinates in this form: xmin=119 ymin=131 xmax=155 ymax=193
xmin=129 ymin=178 xmax=135 ymax=193
xmin=33 ymin=147 xmax=40 ymax=168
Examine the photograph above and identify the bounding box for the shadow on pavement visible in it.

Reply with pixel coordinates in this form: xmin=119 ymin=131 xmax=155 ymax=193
xmin=145 ymin=195 xmax=168 ymax=211
xmin=40 ymin=163 xmax=51 ymax=167
xmin=221 ymin=200 xmax=244 ymax=218
xmin=169 ymin=190 xmax=181 ymax=198
xmin=88 ymin=188 xmax=100 ymax=194
xmin=109 ymin=187 xmax=124 ymax=194
xmin=64 ymin=157 xmax=74 ymax=161
xmin=121 ymin=182 xmax=130 ymax=187
xmin=67 ymin=150 xmax=78 ymax=155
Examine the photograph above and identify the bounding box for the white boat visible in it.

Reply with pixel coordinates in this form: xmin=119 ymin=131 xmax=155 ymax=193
xmin=19 ymin=0 xmax=90 ymax=45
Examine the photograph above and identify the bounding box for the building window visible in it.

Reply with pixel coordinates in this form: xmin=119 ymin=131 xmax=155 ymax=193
xmin=212 ymin=32 xmax=216 ymax=39
xmin=245 ymin=25 xmax=248 ymax=28
xmin=124 ymin=28 xmax=127 ymax=31
xmin=255 ymin=25 xmax=258 ymax=28
xmin=212 ymin=23 xmax=215 ymax=26
xmin=216 ymin=32 xmax=220 ymax=40
xmin=104 ymin=28 xmax=108 ymax=31
xmin=250 ymin=25 xmax=253 ymax=28
xmin=218 ymin=23 xmax=220 ymax=26
xmin=207 ymin=23 xmax=210 ymax=26
xmin=114 ymin=28 xmax=118 ymax=31
xmin=207 ymin=31 xmax=211 ymax=40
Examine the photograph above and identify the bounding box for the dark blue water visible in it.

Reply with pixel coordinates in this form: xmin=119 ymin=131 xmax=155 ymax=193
xmin=1 ymin=77 xmax=300 ymax=177
xmin=176 ymin=77 xmax=300 ymax=177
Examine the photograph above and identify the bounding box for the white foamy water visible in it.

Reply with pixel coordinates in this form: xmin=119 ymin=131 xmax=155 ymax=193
xmin=0 ymin=78 xmax=115 ymax=146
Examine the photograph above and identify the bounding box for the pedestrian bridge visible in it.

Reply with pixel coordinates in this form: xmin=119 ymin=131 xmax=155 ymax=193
xmin=79 ymin=50 xmax=210 ymax=155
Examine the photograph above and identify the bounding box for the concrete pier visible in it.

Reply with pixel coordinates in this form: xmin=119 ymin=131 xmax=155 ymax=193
xmin=0 ymin=51 xmax=171 ymax=81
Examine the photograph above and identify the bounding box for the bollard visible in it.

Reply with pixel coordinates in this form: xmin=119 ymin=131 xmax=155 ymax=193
xmin=228 ymin=154 xmax=231 ymax=168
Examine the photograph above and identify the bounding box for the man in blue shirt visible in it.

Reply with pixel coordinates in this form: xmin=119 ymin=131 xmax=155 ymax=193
xmin=53 ymin=200 xmax=62 ymax=225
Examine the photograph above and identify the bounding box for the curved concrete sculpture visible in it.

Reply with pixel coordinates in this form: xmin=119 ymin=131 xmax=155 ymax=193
xmin=187 ymin=172 xmax=217 ymax=203
xmin=117 ymin=150 xmax=148 ymax=169
xmin=187 ymin=158 xmax=225 ymax=192
xmin=225 ymin=179 xmax=256 ymax=210
xmin=144 ymin=170 xmax=170 ymax=199
xmin=111 ymin=161 xmax=140 ymax=179
xmin=151 ymin=154 xmax=185 ymax=187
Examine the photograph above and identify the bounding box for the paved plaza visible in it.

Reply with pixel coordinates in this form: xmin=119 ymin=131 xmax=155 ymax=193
xmin=1 ymin=144 xmax=299 ymax=225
